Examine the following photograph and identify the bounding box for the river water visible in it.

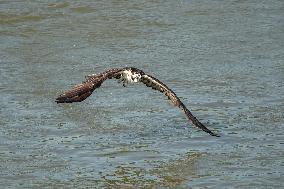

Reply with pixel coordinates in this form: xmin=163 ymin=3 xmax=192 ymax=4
xmin=1 ymin=0 xmax=283 ymax=188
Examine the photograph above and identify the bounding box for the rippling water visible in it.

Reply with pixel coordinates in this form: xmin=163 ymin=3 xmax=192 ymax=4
xmin=1 ymin=0 xmax=283 ymax=188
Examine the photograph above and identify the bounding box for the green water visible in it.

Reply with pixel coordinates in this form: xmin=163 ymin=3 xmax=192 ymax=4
xmin=1 ymin=0 xmax=283 ymax=188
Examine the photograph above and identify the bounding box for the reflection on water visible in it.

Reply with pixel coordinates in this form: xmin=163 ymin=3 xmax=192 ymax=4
xmin=1 ymin=0 xmax=283 ymax=188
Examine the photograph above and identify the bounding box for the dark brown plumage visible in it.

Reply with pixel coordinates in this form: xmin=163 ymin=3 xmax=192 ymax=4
xmin=56 ymin=67 xmax=219 ymax=137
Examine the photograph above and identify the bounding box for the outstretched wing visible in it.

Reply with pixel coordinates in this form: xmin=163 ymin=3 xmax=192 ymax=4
xmin=55 ymin=82 xmax=96 ymax=103
xmin=56 ymin=68 xmax=123 ymax=103
xmin=140 ymin=74 xmax=219 ymax=137
xmin=56 ymin=67 xmax=219 ymax=137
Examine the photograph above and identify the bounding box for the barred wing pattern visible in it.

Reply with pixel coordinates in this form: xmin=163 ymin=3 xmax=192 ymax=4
xmin=55 ymin=82 xmax=95 ymax=103
xmin=55 ymin=68 xmax=123 ymax=103
xmin=140 ymin=74 xmax=219 ymax=137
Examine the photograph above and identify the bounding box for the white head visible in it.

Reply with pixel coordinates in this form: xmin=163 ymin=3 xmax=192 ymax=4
xmin=122 ymin=70 xmax=141 ymax=83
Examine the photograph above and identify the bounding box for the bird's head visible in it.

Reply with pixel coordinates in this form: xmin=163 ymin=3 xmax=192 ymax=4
xmin=129 ymin=67 xmax=144 ymax=82
xmin=122 ymin=67 xmax=144 ymax=83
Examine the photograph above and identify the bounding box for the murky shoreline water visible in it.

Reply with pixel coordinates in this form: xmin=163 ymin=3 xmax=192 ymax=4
xmin=1 ymin=0 xmax=284 ymax=188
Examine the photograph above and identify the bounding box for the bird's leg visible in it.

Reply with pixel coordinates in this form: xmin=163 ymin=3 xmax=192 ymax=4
xmin=118 ymin=77 xmax=127 ymax=87
xmin=122 ymin=79 xmax=128 ymax=87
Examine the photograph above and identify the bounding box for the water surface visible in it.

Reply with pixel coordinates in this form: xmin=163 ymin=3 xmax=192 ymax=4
xmin=1 ymin=0 xmax=283 ymax=188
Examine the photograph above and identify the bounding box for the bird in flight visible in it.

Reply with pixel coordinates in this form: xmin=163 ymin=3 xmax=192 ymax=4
xmin=56 ymin=67 xmax=219 ymax=137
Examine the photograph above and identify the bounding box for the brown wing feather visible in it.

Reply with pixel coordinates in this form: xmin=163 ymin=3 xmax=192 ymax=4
xmin=55 ymin=82 xmax=95 ymax=103
xmin=140 ymin=75 xmax=181 ymax=106
xmin=85 ymin=68 xmax=123 ymax=83
xmin=140 ymin=74 xmax=219 ymax=137
xmin=56 ymin=68 xmax=123 ymax=103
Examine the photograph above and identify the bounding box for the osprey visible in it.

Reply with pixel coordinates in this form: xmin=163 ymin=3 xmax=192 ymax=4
xmin=56 ymin=67 xmax=219 ymax=137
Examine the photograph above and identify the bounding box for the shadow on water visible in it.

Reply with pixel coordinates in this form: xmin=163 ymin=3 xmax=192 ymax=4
xmin=27 ymin=152 xmax=203 ymax=188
